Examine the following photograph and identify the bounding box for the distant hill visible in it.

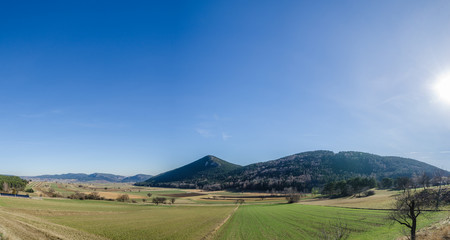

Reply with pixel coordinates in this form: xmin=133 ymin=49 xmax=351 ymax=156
xmin=137 ymin=155 xmax=241 ymax=189
xmin=136 ymin=151 xmax=448 ymax=191
xmin=26 ymin=173 xmax=152 ymax=183
xmin=121 ymin=174 xmax=152 ymax=183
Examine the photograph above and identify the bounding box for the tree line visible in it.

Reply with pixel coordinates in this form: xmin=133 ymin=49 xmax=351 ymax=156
xmin=321 ymin=171 xmax=448 ymax=197
xmin=322 ymin=177 xmax=377 ymax=197
xmin=0 ymin=175 xmax=28 ymax=193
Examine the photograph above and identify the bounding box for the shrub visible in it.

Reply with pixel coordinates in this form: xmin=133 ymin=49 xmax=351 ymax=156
xmin=365 ymin=190 xmax=375 ymax=196
xmin=284 ymin=187 xmax=301 ymax=203
xmin=152 ymin=197 xmax=166 ymax=205
xmin=117 ymin=194 xmax=130 ymax=202
xmin=68 ymin=192 xmax=86 ymax=200
xmin=85 ymin=192 xmax=104 ymax=200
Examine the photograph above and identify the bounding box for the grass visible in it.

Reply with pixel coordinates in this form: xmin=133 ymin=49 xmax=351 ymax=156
xmin=215 ymin=203 xmax=448 ymax=240
xmin=0 ymin=196 xmax=235 ymax=240
xmin=1 ymin=184 xmax=448 ymax=240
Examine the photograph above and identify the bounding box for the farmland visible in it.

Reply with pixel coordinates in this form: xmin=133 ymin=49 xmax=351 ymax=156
xmin=0 ymin=183 xmax=448 ymax=240
xmin=216 ymin=204 xmax=448 ymax=240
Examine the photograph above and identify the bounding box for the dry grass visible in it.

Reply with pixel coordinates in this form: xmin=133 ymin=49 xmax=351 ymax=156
xmin=0 ymin=196 xmax=236 ymax=240
xmin=0 ymin=206 xmax=107 ymax=240
xmin=90 ymin=191 xmax=144 ymax=200
xmin=301 ymin=189 xmax=398 ymax=209
xmin=409 ymin=216 xmax=450 ymax=240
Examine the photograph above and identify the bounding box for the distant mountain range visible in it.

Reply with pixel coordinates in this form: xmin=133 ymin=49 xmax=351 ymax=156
xmin=137 ymin=150 xmax=449 ymax=191
xmin=25 ymin=173 xmax=152 ymax=183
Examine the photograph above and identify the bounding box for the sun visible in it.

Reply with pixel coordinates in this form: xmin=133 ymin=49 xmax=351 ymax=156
xmin=433 ymin=72 xmax=450 ymax=105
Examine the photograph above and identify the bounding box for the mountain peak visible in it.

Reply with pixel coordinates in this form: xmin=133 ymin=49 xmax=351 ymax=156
xmin=142 ymin=155 xmax=241 ymax=185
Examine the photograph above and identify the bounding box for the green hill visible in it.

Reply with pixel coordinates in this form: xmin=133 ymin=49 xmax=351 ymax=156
xmin=223 ymin=150 xmax=447 ymax=191
xmin=0 ymin=175 xmax=28 ymax=192
xmin=136 ymin=151 xmax=448 ymax=191
xmin=138 ymin=155 xmax=241 ymax=189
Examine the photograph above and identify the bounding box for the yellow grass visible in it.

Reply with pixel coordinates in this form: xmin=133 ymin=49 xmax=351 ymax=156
xmin=301 ymin=189 xmax=398 ymax=209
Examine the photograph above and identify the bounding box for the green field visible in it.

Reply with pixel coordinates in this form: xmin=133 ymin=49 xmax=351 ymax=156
xmin=0 ymin=197 xmax=235 ymax=240
xmin=216 ymin=204 xmax=448 ymax=240
xmin=0 ymin=184 xmax=448 ymax=240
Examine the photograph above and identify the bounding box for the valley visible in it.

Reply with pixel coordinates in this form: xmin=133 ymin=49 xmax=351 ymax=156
xmin=0 ymin=182 xmax=448 ymax=240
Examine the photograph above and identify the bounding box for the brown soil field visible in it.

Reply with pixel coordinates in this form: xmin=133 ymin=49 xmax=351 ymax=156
xmin=161 ymin=192 xmax=206 ymax=197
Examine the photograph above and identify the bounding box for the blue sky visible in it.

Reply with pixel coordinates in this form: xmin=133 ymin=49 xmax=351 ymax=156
xmin=1 ymin=1 xmax=450 ymax=176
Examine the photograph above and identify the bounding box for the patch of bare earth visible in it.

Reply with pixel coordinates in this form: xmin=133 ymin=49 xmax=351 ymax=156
xmin=0 ymin=207 xmax=107 ymax=240
xmin=397 ymin=216 xmax=450 ymax=240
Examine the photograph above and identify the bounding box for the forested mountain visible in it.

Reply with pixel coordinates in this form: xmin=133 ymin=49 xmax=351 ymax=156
xmin=26 ymin=173 xmax=151 ymax=183
xmin=137 ymin=151 xmax=448 ymax=191
xmin=137 ymin=155 xmax=241 ymax=189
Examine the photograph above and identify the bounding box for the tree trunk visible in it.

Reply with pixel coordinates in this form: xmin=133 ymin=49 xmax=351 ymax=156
xmin=411 ymin=217 xmax=416 ymax=240
xmin=410 ymin=199 xmax=417 ymax=240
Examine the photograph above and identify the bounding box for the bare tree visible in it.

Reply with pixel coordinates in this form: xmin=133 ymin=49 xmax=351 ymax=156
xmin=2 ymin=182 xmax=9 ymax=193
xmin=284 ymin=187 xmax=301 ymax=203
xmin=396 ymin=177 xmax=411 ymax=192
xmin=152 ymin=197 xmax=166 ymax=205
xmin=417 ymin=172 xmax=430 ymax=190
xmin=389 ymin=189 xmax=444 ymax=240
xmin=319 ymin=217 xmax=351 ymax=240
xmin=116 ymin=194 xmax=130 ymax=202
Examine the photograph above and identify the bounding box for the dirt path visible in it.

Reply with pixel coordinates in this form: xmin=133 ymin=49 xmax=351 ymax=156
xmin=0 ymin=207 xmax=108 ymax=240
xmin=202 ymin=205 xmax=240 ymax=240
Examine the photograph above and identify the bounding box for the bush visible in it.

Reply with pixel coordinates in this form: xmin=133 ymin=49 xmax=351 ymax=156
xmin=68 ymin=192 xmax=86 ymax=200
xmin=25 ymin=188 xmax=34 ymax=193
xmin=284 ymin=187 xmax=301 ymax=203
xmin=152 ymin=197 xmax=166 ymax=205
xmin=365 ymin=190 xmax=375 ymax=196
xmin=85 ymin=192 xmax=104 ymax=200
xmin=117 ymin=194 xmax=130 ymax=202
xmin=286 ymin=194 xmax=301 ymax=203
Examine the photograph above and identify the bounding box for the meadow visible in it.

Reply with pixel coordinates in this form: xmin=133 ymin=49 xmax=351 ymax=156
xmin=0 ymin=183 xmax=448 ymax=240
xmin=216 ymin=204 xmax=448 ymax=240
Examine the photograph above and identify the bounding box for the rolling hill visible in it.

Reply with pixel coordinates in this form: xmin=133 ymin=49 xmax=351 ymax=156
xmin=137 ymin=150 xmax=448 ymax=191
xmin=26 ymin=173 xmax=152 ymax=183
xmin=138 ymin=155 xmax=241 ymax=189
xmin=121 ymin=174 xmax=153 ymax=183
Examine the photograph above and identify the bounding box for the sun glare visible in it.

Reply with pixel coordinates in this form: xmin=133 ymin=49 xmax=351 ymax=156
xmin=433 ymin=72 xmax=450 ymax=105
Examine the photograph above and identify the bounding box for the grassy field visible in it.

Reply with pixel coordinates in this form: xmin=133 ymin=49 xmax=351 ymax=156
xmin=302 ymin=189 xmax=397 ymax=209
xmin=0 ymin=196 xmax=235 ymax=240
xmin=0 ymin=183 xmax=448 ymax=239
xmin=215 ymin=203 xmax=448 ymax=240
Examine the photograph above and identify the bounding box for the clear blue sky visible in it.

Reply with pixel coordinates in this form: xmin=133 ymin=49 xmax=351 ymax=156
xmin=1 ymin=1 xmax=450 ymax=176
